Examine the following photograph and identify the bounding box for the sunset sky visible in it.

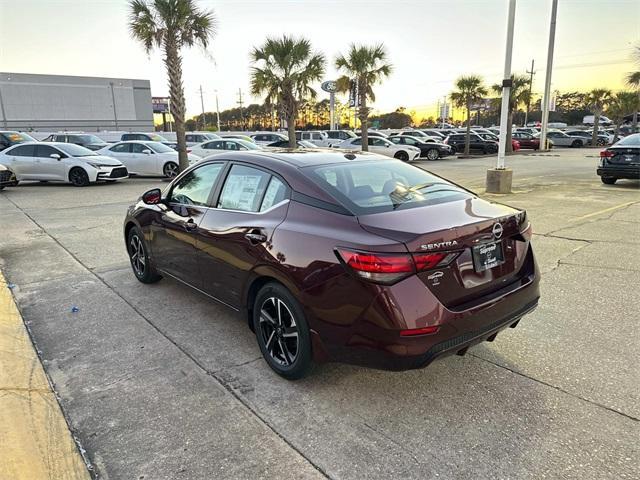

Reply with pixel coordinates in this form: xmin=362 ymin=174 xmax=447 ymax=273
xmin=1 ymin=0 xmax=638 ymax=120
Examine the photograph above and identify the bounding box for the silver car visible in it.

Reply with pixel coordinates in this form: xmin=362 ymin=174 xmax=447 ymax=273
xmin=537 ymin=131 xmax=585 ymax=148
xmin=0 ymin=142 xmax=128 ymax=186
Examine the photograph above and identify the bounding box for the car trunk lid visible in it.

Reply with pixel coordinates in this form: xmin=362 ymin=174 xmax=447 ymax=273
xmin=358 ymin=198 xmax=532 ymax=308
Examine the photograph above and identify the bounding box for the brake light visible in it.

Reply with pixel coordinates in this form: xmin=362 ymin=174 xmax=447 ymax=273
xmin=336 ymin=249 xmax=459 ymax=284
xmin=412 ymin=252 xmax=459 ymax=270
xmin=599 ymin=150 xmax=614 ymax=158
xmin=187 ymin=148 xmax=192 ymax=153
xmin=400 ymin=325 xmax=440 ymax=336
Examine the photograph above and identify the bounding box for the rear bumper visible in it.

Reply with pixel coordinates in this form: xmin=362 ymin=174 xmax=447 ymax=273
xmin=597 ymin=166 xmax=640 ymax=180
xmin=311 ymin=258 xmax=541 ymax=371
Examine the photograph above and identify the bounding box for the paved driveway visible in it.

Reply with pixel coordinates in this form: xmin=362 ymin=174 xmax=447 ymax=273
xmin=0 ymin=149 xmax=638 ymax=479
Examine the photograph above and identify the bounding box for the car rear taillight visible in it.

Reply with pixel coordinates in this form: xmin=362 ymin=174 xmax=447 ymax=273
xmin=336 ymin=249 xmax=459 ymax=285
xmin=187 ymin=148 xmax=192 ymax=153
xmin=599 ymin=150 xmax=614 ymax=158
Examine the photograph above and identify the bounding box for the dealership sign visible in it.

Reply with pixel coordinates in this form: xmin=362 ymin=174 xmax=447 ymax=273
xmin=152 ymin=97 xmax=170 ymax=113
xmin=321 ymin=80 xmax=337 ymax=93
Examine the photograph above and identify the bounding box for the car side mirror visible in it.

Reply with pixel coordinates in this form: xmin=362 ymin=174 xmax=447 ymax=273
xmin=50 ymin=153 xmax=61 ymax=160
xmin=142 ymin=149 xmax=152 ymax=155
xmin=142 ymin=188 xmax=162 ymax=205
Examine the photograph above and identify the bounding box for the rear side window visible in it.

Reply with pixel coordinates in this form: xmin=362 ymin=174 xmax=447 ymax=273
xmin=170 ymin=163 xmax=224 ymax=206
xmin=260 ymin=177 xmax=288 ymax=211
xmin=218 ymin=165 xmax=271 ymax=212
xmin=10 ymin=145 xmax=36 ymax=157
xmin=304 ymin=160 xmax=472 ymax=215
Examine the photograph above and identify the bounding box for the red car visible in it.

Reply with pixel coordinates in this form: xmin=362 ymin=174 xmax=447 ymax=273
xmin=512 ymin=132 xmax=540 ymax=150
xmin=124 ymin=150 xmax=540 ymax=379
xmin=512 ymin=139 xmax=521 ymax=151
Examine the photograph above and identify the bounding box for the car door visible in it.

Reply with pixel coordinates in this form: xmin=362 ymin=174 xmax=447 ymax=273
xmin=3 ymin=144 xmax=37 ymax=179
xmin=130 ymin=142 xmax=153 ymax=174
xmin=105 ymin=142 xmax=132 ymax=169
xmin=34 ymin=144 xmax=67 ymax=180
xmin=149 ymin=162 xmax=227 ymax=284
xmin=196 ymin=163 xmax=290 ymax=307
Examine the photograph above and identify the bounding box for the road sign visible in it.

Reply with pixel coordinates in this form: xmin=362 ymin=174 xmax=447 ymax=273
xmin=152 ymin=97 xmax=170 ymax=114
xmin=321 ymin=80 xmax=337 ymax=93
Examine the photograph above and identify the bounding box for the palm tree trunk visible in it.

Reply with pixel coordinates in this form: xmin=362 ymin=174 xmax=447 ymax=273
xmin=163 ymin=41 xmax=189 ymax=172
xmin=613 ymin=120 xmax=622 ymax=143
xmin=591 ymin=110 xmax=600 ymax=146
xmin=464 ymin=104 xmax=471 ymax=156
xmin=359 ymin=85 xmax=369 ymax=152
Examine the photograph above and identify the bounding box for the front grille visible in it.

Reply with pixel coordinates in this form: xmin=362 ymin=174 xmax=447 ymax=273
xmin=110 ymin=167 xmax=128 ymax=178
xmin=0 ymin=170 xmax=14 ymax=183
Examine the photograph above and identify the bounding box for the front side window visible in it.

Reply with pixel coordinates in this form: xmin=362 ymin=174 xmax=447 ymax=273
xmin=131 ymin=143 xmax=148 ymax=154
xmin=352 ymin=138 xmax=362 ymax=145
xmin=305 ymin=160 xmax=472 ymax=215
xmin=218 ymin=164 xmax=271 ymax=212
xmin=225 ymin=141 xmax=241 ymax=151
xmin=36 ymin=145 xmax=63 ymax=158
xmin=170 ymin=163 xmax=224 ymax=206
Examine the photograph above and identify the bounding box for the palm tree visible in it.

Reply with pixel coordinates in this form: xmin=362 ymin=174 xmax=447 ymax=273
xmin=450 ymin=75 xmax=487 ymax=155
xmin=586 ymin=88 xmax=612 ymax=146
xmin=335 ymin=44 xmax=392 ymax=152
xmin=491 ymin=74 xmax=531 ymax=153
xmin=129 ymin=0 xmax=215 ymax=173
xmin=625 ymin=43 xmax=640 ymax=131
xmin=250 ymin=35 xmax=325 ymax=148
xmin=608 ymin=91 xmax=640 ymax=142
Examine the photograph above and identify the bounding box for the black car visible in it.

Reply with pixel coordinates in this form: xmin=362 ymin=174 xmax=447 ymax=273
xmin=0 ymin=131 xmax=37 ymax=151
xmin=388 ymin=135 xmax=453 ymax=160
xmin=0 ymin=164 xmax=16 ymax=190
xmin=444 ymin=133 xmax=498 ymax=154
xmin=42 ymin=133 xmax=109 ymax=151
xmin=597 ymin=133 xmax=640 ymax=185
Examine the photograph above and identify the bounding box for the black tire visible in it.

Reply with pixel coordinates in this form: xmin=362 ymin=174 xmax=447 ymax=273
xmin=163 ymin=162 xmax=179 ymax=178
xmin=0 ymin=185 xmax=4 ymax=191
xmin=450 ymin=145 xmax=458 ymax=154
xmin=601 ymin=176 xmax=617 ymax=185
xmin=253 ymin=282 xmax=313 ymax=380
xmin=394 ymin=151 xmax=409 ymax=162
xmin=127 ymin=227 xmax=162 ymax=284
xmin=69 ymin=167 xmax=90 ymax=187
xmin=571 ymin=139 xmax=582 ymax=148
xmin=426 ymin=148 xmax=440 ymax=161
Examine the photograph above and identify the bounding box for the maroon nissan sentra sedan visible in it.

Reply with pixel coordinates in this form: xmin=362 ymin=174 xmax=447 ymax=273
xmin=124 ymin=150 xmax=539 ymax=379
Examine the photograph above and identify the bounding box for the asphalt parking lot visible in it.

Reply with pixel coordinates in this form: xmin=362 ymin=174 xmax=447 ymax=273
xmin=1 ymin=148 xmax=638 ymax=479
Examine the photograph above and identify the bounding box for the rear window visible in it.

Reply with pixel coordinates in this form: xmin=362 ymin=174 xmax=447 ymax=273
xmin=616 ymin=134 xmax=640 ymax=146
xmin=304 ymin=160 xmax=473 ymax=215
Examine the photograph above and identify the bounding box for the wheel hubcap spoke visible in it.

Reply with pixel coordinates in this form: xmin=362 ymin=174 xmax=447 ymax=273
xmin=260 ymin=296 xmax=299 ymax=366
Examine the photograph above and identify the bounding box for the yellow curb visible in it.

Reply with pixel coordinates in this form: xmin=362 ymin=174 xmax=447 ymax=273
xmin=0 ymin=272 xmax=91 ymax=480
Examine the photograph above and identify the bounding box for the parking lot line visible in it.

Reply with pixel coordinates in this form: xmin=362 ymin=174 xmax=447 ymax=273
xmin=569 ymin=201 xmax=637 ymax=222
xmin=0 ymin=271 xmax=90 ymax=480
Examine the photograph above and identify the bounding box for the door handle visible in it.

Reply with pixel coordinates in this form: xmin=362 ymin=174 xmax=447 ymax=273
xmin=184 ymin=219 xmax=198 ymax=232
xmin=245 ymin=229 xmax=267 ymax=244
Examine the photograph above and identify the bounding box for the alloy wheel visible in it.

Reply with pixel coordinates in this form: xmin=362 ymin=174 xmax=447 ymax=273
xmin=129 ymin=234 xmax=146 ymax=277
xmin=259 ymin=297 xmax=299 ymax=366
xmin=426 ymin=149 xmax=439 ymax=160
xmin=163 ymin=162 xmax=178 ymax=178
xmin=69 ymin=168 xmax=89 ymax=186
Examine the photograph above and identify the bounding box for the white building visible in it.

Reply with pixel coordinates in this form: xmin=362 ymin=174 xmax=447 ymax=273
xmin=0 ymin=72 xmax=153 ymax=132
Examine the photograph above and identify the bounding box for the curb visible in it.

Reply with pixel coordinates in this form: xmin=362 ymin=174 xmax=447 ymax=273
xmin=0 ymin=271 xmax=91 ymax=480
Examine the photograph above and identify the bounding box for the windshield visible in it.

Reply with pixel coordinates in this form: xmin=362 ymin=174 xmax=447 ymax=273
xmin=57 ymin=143 xmax=98 ymax=156
xmin=237 ymin=139 xmax=261 ymax=150
xmin=147 ymin=141 xmax=174 ymax=153
xmin=615 ymin=134 xmax=640 ymax=146
xmin=2 ymin=132 xmax=36 ymax=143
xmin=76 ymin=134 xmax=104 ymax=143
xmin=150 ymin=134 xmax=168 ymax=142
xmin=304 ymin=160 xmax=473 ymax=215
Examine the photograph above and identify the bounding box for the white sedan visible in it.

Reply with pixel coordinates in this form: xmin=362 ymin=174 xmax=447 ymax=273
xmin=98 ymin=141 xmax=201 ymax=177
xmin=0 ymin=142 xmax=127 ymax=186
xmin=190 ymin=138 xmax=261 ymax=158
xmin=338 ymin=136 xmax=421 ymax=162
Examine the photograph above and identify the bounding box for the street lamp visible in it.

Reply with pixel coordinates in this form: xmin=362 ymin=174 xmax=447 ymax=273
xmin=486 ymin=0 xmax=517 ymax=194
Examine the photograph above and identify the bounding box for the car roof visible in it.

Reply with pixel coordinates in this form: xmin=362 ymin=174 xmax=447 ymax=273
xmin=205 ymin=148 xmax=385 ymax=168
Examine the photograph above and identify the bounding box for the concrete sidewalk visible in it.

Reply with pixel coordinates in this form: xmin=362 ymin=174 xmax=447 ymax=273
xmin=0 ymin=271 xmax=90 ymax=480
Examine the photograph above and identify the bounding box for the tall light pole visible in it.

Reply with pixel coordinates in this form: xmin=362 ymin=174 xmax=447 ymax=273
xmin=199 ymin=85 xmax=206 ymax=130
xmin=524 ymin=59 xmax=535 ymax=127
xmin=486 ymin=0 xmax=516 ymax=194
xmin=215 ymin=89 xmax=221 ymax=132
xmin=540 ymin=0 xmax=558 ymax=151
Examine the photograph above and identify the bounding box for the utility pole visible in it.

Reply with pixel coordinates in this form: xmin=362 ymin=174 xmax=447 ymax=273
xmin=109 ymin=82 xmax=119 ymax=130
xmin=214 ymin=90 xmax=221 ymax=132
xmin=524 ymin=59 xmax=536 ymax=127
xmin=237 ymin=88 xmax=245 ymax=130
xmin=486 ymin=0 xmax=516 ymax=194
xmin=199 ymin=85 xmax=206 ymax=130
xmin=540 ymin=0 xmax=558 ymax=152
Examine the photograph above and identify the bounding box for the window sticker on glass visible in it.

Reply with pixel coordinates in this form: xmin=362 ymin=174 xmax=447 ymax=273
xmin=218 ymin=165 xmax=270 ymax=212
